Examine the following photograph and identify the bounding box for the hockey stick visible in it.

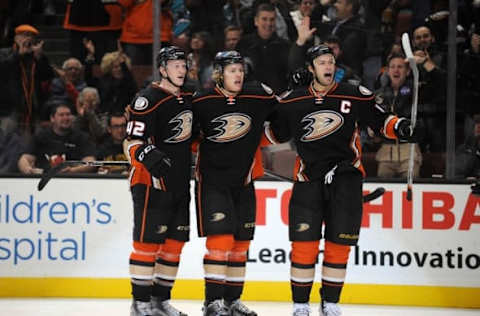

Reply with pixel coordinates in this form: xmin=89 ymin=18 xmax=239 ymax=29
xmin=401 ymin=32 xmax=419 ymax=201
xmin=37 ymin=160 xmax=130 ymax=191
xmin=263 ymin=170 xmax=386 ymax=203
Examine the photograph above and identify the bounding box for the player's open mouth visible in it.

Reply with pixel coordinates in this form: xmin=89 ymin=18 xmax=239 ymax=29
xmin=324 ymin=73 xmax=332 ymax=78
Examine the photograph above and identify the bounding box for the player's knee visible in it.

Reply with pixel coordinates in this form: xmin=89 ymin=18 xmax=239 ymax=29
xmin=158 ymin=239 xmax=185 ymax=262
xmin=205 ymin=234 xmax=235 ymax=261
xmin=131 ymin=241 xmax=160 ymax=262
xmin=291 ymin=240 xmax=320 ymax=265
xmin=324 ymin=241 xmax=351 ymax=264
xmin=230 ymin=240 xmax=251 ymax=262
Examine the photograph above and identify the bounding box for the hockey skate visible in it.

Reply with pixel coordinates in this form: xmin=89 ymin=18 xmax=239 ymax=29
xmin=292 ymin=303 xmax=310 ymax=316
xmin=151 ymin=297 xmax=187 ymax=316
xmin=320 ymin=301 xmax=341 ymax=316
xmin=226 ymin=299 xmax=257 ymax=316
xmin=202 ymin=299 xmax=230 ymax=316
xmin=131 ymin=300 xmax=154 ymax=316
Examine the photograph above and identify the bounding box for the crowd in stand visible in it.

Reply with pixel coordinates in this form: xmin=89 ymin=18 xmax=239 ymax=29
xmin=0 ymin=0 xmax=480 ymax=179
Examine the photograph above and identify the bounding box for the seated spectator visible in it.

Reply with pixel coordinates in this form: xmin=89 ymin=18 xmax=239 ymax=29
xmin=97 ymin=50 xmax=137 ymax=114
xmin=374 ymin=53 xmax=422 ymax=178
xmin=49 ymin=57 xmax=87 ymax=106
xmin=0 ymin=24 xmax=54 ymax=134
xmin=73 ymin=87 xmax=107 ymax=144
xmin=224 ymin=25 xmax=243 ymax=50
xmin=96 ymin=112 xmax=128 ymax=174
xmin=459 ymin=30 xmax=480 ymax=140
xmin=0 ymin=127 xmax=27 ymax=173
xmin=186 ymin=31 xmax=215 ymax=90
xmin=455 ymin=116 xmax=480 ymax=178
xmin=324 ymin=35 xmax=361 ymax=85
xmin=17 ymin=103 xmax=96 ymax=174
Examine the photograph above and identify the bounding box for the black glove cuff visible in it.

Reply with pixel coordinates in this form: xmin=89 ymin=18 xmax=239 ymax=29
xmin=135 ymin=144 xmax=170 ymax=171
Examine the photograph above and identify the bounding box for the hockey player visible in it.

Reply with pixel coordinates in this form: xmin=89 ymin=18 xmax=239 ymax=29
xmin=265 ymin=45 xmax=422 ymax=316
xmin=192 ymin=51 xmax=277 ymax=316
xmin=123 ymin=46 xmax=193 ymax=316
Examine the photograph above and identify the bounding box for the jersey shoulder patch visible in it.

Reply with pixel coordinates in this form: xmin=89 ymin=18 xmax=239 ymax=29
xmin=358 ymin=85 xmax=373 ymax=96
xmin=242 ymin=81 xmax=274 ymax=97
xmin=279 ymin=87 xmax=310 ymax=103
xmin=133 ymin=96 xmax=149 ymax=110
xmin=130 ymin=87 xmax=165 ymax=113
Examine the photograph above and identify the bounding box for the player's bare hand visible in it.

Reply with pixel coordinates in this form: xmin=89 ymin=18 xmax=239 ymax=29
xmin=32 ymin=40 xmax=44 ymax=59
xmin=83 ymin=38 xmax=95 ymax=57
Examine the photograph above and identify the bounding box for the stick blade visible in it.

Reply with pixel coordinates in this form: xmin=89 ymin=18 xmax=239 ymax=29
xmin=363 ymin=187 xmax=386 ymax=203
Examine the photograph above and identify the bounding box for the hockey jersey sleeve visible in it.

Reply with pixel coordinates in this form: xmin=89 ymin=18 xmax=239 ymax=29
xmin=124 ymin=89 xmax=160 ymax=165
xmin=356 ymin=85 xmax=400 ymax=140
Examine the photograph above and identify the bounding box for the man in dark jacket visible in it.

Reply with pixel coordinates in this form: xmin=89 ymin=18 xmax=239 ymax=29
xmin=237 ymin=3 xmax=290 ymax=94
xmin=0 ymin=24 xmax=54 ymax=134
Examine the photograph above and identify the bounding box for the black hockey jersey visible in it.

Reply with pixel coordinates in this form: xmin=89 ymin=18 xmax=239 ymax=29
xmin=268 ymin=82 xmax=399 ymax=180
xmin=126 ymin=82 xmax=193 ymax=192
xmin=192 ymin=82 xmax=277 ymax=186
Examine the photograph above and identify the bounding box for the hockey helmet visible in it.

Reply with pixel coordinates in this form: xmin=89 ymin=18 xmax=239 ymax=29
xmin=306 ymin=45 xmax=335 ymax=65
xmin=213 ymin=50 xmax=244 ymax=71
xmin=156 ymin=46 xmax=187 ymax=68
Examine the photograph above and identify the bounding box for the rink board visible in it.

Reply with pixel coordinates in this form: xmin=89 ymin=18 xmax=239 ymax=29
xmin=0 ymin=178 xmax=479 ymax=308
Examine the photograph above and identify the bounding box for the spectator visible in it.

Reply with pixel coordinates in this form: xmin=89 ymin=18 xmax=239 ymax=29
xmin=361 ymin=0 xmax=391 ymax=89
xmin=252 ymin=0 xmax=297 ymax=41
xmin=290 ymin=0 xmax=316 ymax=32
xmin=374 ymin=53 xmax=422 ymax=178
xmin=63 ymin=0 xmax=123 ymax=62
xmin=313 ymin=0 xmax=367 ymax=76
xmin=73 ymin=87 xmax=107 ymax=144
xmin=324 ymin=35 xmax=361 ymax=85
xmin=237 ymin=3 xmax=290 ymax=93
xmin=49 ymin=57 xmax=87 ymax=107
xmin=186 ymin=0 xmax=226 ymax=50
xmin=0 ymin=127 xmax=26 ymax=173
xmin=0 ymin=24 xmax=54 ymax=134
xmin=411 ymin=25 xmax=447 ymax=153
xmin=119 ymin=0 xmax=173 ymax=65
xmin=96 ymin=112 xmax=128 ymax=174
xmin=17 ymin=103 xmax=96 ymax=174
xmin=97 ymin=50 xmax=137 ymax=114
xmin=186 ymin=31 xmax=215 ymax=90
xmin=455 ymin=115 xmax=480 ymax=178
xmin=458 ymin=30 xmax=480 ymax=140
xmin=224 ymin=25 xmax=243 ymax=50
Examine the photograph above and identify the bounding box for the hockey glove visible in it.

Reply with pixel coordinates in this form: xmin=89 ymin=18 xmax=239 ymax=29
xmin=288 ymin=67 xmax=312 ymax=89
xmin=394 ymin=118 xmax=425 ymax=143
xmin=135 ymin=144 xmax=172 ymax=178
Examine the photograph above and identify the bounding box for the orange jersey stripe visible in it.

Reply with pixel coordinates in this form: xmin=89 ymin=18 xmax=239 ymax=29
xmin=140 ymin=186 xmax=150 ymax=242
